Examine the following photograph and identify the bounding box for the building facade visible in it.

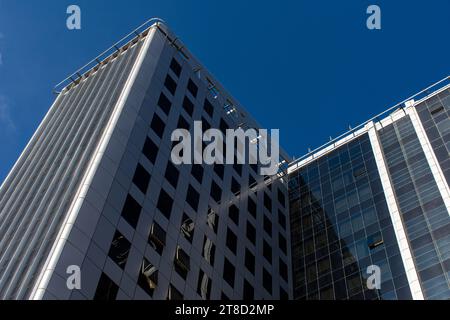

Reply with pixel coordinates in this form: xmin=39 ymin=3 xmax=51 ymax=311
xmin=288 ymin=83 xmax=450 ymax=300
xmin=0 ymin=21 xmax=292 ymax=300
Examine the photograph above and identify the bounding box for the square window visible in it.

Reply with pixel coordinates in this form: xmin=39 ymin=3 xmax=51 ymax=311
xmin=248 ymin=197 xmax=257 ymax=218
xmin=182 ymin=96 xmax=194 ymax=116
xmin=142 ymin=137 xmax=158 ymax=164
xmin=167 ymin=284 xmax=183 ymax=300
xmin=210 ymin=180 xmax=222 ymax=203
xmin=157 ymin=189 xmax=173 ymax=219
xmin=157 ymin=92 xmax=171 ymax=115
xmin=226 ymin=228 xmax=237 ymax=254
xmin=245 ymin=248 xmax=255 ymax=274
xmin=151 ymin=113 xmax=165 ymax=138
xmin=243 ymin=279 xmax=254 ymax=300
xmin=108 ymin=231 xmax=131 ymax=269
xmin=263 ymin=268 xmax=272 ymax=294
xmin=263 ymin=215 xmax=272 ymax=237
xmin=94 ymin=273 xmax=118 ymax=300
xmin=138 ymin=258 xmax=158 ymax=297
xmin=263 ymin=192 xmax=272 ymax=211
xmin=148 ymin=222 xmax=166 ymax=254
xmin=231 ymin=177 xmax=240 ymax=195
xmin=177 ymin=115 xmax=190 ymax=130
xmin=202 ymin=117 xmax=211 ymax=131
xmin=180 ymin=213 xmax=194 ymax=243
xmin=279 ymin=258 xmax=288 ymax=282
xmin=203 ymin=235 xmax=216 ymax=266
xmin=223 ymin=258 xmax=235 ymax=288
xmin=197 ymin=270 xmax=211 ymax=300
xmin=207 ymin=208 xmax=219 ymax=233
xmin=165 ymin=161 xmax=180 ymax=189
xmin=213 ymin=164 xmax=224 ymax=180
xmin=204 ymin=99 xmax=214 ymax=118
xmin=174 ymin=246 xmax=190 ymax=279
xmin=133 ymin=163 xmax=150 ymax=194
xmin=170 ymin=58 xmax=182 ymax=77
xmin=228 ymin=204 xmax=239 ymax=226
xmin=187 ymin=78 xmax=198 ymax=98
xmin=263 ymin=239 xmax=272 ymax=264
xmin=246 ymin=221 xmax=256 ymax=245
xmin=164 ymin=74 xmax=177 ymax=95
xmin=279 ymin=233 xmax=287 ymax=255
xmin=191 ymin=165 xmax=204 ymax=183
xmin=278 ymin=210 xmax=286 ymax=229
xmin=121 ymin=194 xmax=141 ymax=229
xmin=186 ymin=185 xmax=200 ymax=211
xmin=278 ymin=189 xmax=286 ymax=207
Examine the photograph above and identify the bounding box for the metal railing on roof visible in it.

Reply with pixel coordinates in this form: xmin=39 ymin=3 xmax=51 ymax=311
xmin=289 ymin=75 xmax=450 ymax=169
xmin=53 ymin=17 xmax=166 ymax=94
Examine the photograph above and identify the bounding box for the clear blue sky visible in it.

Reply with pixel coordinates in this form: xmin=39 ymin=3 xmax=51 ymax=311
xmin=0 ymin=0 xmax=449 ymax=182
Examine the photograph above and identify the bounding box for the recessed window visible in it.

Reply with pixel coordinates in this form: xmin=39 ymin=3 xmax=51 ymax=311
xmin=228 ymin=204 xmax=239 ymax=226
xmin=213 ymin=164 xmax=224 ymax=180
xmin=174 ymin=246 xmax=190 ymax=279
xmin=186 ymin=185 xmax=200 ymax=211
xmin=203 ymin=235 xmax=216 ymax=266
xmin=219 ymin=118 xmax=229 ymax=135
xmin=177 ymin=115 xmax=190 ymax=130
xmin=278 ymin=210 xmax=286 ymax=229
xmin=263 ymin=192 xmax=272 ymax=211
xmin=278 ymin=189 xmax=286 ymax=207
xmin=249 ymin=174 xmax=257 ymax=188
xmin=263 ymin=268 xmax=272 ymax=294
xmin=204 ymin=99 xmax=214 ymax=118
xmin=170 ymin=58 xmax=182 ymax=77
xmin=207 ymin=208 xmax=219 ymax=233
xmin=226 ymin=228 xmax=237 ymax=254
xmin=182 ymin=96 xmax=194 ymax=116
xmin=246 ymin=221 xmax=256 ymax=245
xmin=197 ymin=270 xmax=211 ymax=300
xmin=180 ymin=213 xmax=194 ymax=243
xmin=133 ymin=163 xmax=150 ymax=194
xmin=263 ymin=215 xmax=272 ymax=237
xmin=280 ymin=287 xmax=288 ymax=300
xmin=157 ymin=92 xmax=172 ymax=115
xmin=248 ymin=197 xmax=257 ymax=218
xmin=233 ymin=163 xmax=242 ymax=176
xmin=157 ymin=189 xmax=173 ymax=219
xmin=263 ymin=239 xmax=272 ymax=264
xmin=223 ymin=258 xmax=235 ymax=288
xmin=121 ymin=194 xmax=141 ymax=229
xmin=202 ymin=117 xmax=211 ymax=131
xmin=108 ymin=230 xmax=131 ymax=269
xmin=279 ymin=258 xmax=288 ymax=282
xmin=231 ymin=177 xmax=240 ymax=195
xmin=245 ymin=248 xmax=255 ymax=274
xmin=142 ymin=137 xmax=158 ymax=164
xmin=165 ymin=161 xmax=180 ymax=189
xmin=167 ymin=284 xmax=183 ymax=300
xmin=187 ymin=78 xmax=198 ymax=98
xmin=148 ymin=222 xmax=166 ymax=254
xmin=151 ymin=113 xmax=165 ymax=138
xmin=279 ymin=233 xmax=287 ymax=255
xmin=94 ymin=273 xmax=119 ymax=300
xmin=243 ymin=279 xmax=254 ymax=300
xmin=210 ymin=180 xmax=222 ymax=203
xmin=191 ymin=165 xmax=204 ymax=184
xmin=164 ymin=74 xmax=177 ymax=95
xmin=138 ymin=258 xmax=158 ymax=297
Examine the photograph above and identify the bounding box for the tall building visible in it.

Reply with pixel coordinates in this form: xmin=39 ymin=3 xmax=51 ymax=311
xmin=0 ymin=20 xmax=291 ymax=300
xmin=0 ymin=18 xmax=449 ymax=301
xmin=288 ymin=81 xmax=450 ymax=300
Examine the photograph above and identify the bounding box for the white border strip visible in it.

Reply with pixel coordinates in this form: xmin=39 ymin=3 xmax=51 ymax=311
xmin=367 ymin=121 xmax=424 ymax=300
